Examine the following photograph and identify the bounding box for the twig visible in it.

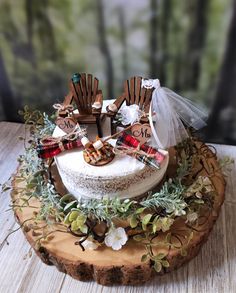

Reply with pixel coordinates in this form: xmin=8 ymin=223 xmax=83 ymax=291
xmin=103 ymin=124 xmax=133 ymax=142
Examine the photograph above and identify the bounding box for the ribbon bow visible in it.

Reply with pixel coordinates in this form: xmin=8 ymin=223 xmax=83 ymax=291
xmin=37 ymin=126 xmax=87 ymax=159
xmin=53 ymin=103 xmax=74 ymax=114
xmin=141 ymin=78 xmax=207 ymax=149
xmin=114 ymin=132 xmax=165 ymax=169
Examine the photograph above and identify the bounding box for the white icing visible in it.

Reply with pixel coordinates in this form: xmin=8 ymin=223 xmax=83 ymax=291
xmin=53 ymin=126 xmax=169 ymax=199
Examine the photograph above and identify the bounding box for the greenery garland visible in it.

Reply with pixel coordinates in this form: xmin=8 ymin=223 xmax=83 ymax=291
xmin=3 ymin=106 xmax=231 ymax=273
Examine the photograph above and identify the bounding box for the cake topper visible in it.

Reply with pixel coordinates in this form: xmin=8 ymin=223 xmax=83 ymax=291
xmin=141 ymin=78 xmax=207 ymax=149
xmin=131 ymin=123 xmax=151 ymax=145
xmin=114 ymin=131 xmax=166 ymax=170
xmin=37 ymin=125 xmax=87 ymax=159
xmin=54 ymin=103 xmax=77 ymax=134
xmin=82 ymin=137 xmax=115 ymax=166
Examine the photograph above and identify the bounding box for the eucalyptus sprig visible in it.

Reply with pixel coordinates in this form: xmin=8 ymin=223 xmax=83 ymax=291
xmin=140 ymin=180 xmax=187 ymax=216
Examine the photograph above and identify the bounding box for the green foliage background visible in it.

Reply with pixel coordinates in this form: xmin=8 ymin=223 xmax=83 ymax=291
xmin=0 ymin=0 xmax=233 ymax=142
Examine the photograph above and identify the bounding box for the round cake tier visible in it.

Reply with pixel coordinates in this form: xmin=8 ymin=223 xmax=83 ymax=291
xmin=53 ymin=127 xmax=169 ymax=199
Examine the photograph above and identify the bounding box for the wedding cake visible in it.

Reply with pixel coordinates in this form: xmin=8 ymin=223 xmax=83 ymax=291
xmin=53 ymin=127 xmax=169 ymax=200
xmin=9 ymin=74 xmax=227 ymax=286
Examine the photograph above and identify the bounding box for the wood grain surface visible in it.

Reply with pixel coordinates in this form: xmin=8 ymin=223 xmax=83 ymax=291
xmin=0 ymin=121 xmax=236 ymax=293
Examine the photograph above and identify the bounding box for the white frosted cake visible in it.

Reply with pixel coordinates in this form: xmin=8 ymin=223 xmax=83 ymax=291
xmin=53 ymin=127 xmax=169 ymax=200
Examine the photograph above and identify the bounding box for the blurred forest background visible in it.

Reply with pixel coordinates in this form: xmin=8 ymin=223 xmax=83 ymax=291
xmin=0 ymin=0 xmax=236 ymax=144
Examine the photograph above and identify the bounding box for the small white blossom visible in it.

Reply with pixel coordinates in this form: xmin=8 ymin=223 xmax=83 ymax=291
xmin=120 ymin=104 xmax=143 ymax=125
xmin=83 ymin=239 xmax=98 ymax=250
xmin=196 ymin=191 xmax=202 ymax=198
xmin=105 ymin=227 xmax=128 ymax=250
xmin=186 ymin=212 xmax=198 ymax=223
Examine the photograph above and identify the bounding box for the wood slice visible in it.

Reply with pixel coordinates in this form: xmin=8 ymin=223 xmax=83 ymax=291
xmin=11 ymin=144 xmax=226 ymax=286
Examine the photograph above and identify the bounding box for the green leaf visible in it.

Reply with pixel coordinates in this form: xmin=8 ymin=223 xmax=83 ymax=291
xmin=180 ymin=248 xmax=187 ymax=256
xmin=141 ymin=254 xmax=148 ymax=262
xmin=133 ymin=235 xmax=144 ymax=242
xmin=142 ymin=214 xmax=152 ymax=225
xmin=68 ymin=211 xmax=79 ymax=222
xmin=160 ymin=217 xmax=174 ymax=232
xmin=162 ymin=260 xmax=170 ymax=268
xmin=26 ymin=183 xmax=37 ymax=189
xmin=60 ymin=194 xmax=76 ymax=203
xmin=29 ymin=177 xmax=38 ymax=184
xmin=155 ymin=252 xmax=167 ymax=260
xmin=142 ymin=222 xmax=147 ymax=231
xmin=64 ymin=200 xmax=78 ymax=213
xmin=152 ymin=223 xmax=157 ymax=234
xmin=135 ymin=207 xmax=146 ymax=214
xmin=194 ymin=199 xmax=204 ymax=204
xmin=79 ymin=224 xmax=88 ymax=234
xmin=71 ymin=220 xmax=79 ymax=231
xmin=165 ymin=232 xmax=172 ymax=243
xmin=187 ymin=231 xmax=194 ymax=245
xmin=76 ymin=214 xmax=86 ymax=226
xmin=32 ymin=170 xmax=44 ymax=177
xmin=152 ymin=215 xmax=159 ymax=224
xmin=130 ymin=214 xmax=138 ymax=228
xmin=153 ymin=261 xmax=162 ymax=273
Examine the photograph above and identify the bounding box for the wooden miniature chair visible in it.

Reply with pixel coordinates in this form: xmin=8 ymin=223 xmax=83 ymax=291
xmin=106 ymin=76 xmax=154 ymax=134
xmin=59 ymin=73 xmax=103 ymax=137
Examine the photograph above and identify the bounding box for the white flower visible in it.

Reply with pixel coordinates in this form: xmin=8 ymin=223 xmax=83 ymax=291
xmin=104 ymin=227 xmax=128 ymax=250
xmin=83 ymin=239 xmax=98 ymax=250
xmin=120 ymin=104 xmax=142 ymax=125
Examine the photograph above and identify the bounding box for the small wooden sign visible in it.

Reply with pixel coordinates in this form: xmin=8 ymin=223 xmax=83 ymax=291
xmin=56 ymin=117 xmax=77 ymax=134
xmin=131 ymin=123 xmax=151 ymax=145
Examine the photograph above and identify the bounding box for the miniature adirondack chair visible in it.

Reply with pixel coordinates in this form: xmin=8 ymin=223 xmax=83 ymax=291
xmin=59 ymin=73 xmax=103 ymax=137
xmin=106 ymin=76 xmax=154 ymax=134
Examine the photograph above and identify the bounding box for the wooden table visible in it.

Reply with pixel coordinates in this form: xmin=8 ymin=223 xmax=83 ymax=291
xmin=0 ymin=121 xmax=236 ymax=293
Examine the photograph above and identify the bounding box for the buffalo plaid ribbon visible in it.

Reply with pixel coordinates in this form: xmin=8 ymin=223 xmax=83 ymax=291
xmin=115 ymin=132 xmax=165 ymax=169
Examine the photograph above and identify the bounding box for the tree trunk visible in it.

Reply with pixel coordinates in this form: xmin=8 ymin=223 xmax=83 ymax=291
xmin=159 ymin=0 xmax=172 ymax=85
xmin=173 ymin=47 xmax=182 ymax=92
xmin=172 ymin=3 xmax=183 ymax=91
xmin=206 ymin=0 xmax=236 ymax=140
xmin=0 ymin=50 xmax=19 ymax=122
xmin=25 ymin=0 xmax=36 ymax=67
xmin=118 ymin=7 xmax=128 ymax=79
xmin=182 ymin=0 xmax=209 ymax=90
xmin=149 ymin=0 xmax=159 ymax=78
xmin=96 ymin=0 xmax=114 ymax=98
xmin=35 ymin=0 xmax=58 ymax=61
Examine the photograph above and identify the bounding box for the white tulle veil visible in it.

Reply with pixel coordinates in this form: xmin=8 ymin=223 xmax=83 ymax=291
xmin=141 ymin=79 xmax=207 ymax=149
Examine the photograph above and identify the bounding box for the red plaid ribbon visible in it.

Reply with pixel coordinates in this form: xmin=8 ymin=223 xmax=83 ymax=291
xmin=116 ymin=132 xmax=165 ymax=164
xmin=37 ymin=138 xmax=82 ymax=159
xmin=37 ymin=125 xmax=87 ymax=159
